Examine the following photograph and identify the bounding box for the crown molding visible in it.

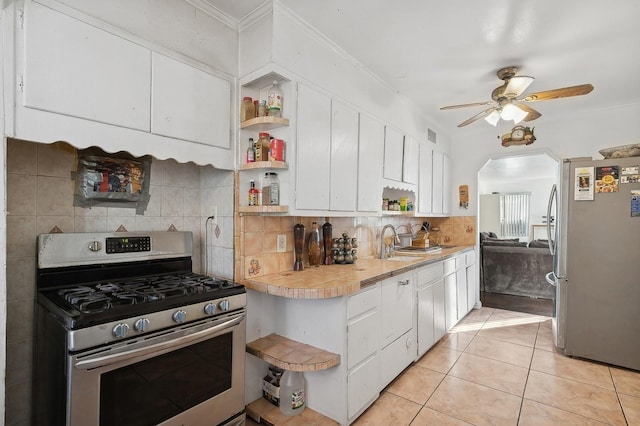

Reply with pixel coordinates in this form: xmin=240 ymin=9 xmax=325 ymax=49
xmin=185 ymin=0 xmax=238 ymax=30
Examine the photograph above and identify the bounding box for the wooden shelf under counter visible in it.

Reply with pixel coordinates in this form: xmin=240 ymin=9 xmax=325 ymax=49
xmin=246 ymin=398 xmax=339 ymax=425
xmin=246 ymin=333 xmax=340 ymax=372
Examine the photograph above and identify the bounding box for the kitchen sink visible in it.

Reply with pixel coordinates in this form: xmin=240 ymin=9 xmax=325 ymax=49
xmin=395 ymin=245 xmax=453 ymax=255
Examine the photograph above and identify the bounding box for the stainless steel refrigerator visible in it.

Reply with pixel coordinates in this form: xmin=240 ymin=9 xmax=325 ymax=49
xmin=546 ymin=157 xmax=640 ymax=370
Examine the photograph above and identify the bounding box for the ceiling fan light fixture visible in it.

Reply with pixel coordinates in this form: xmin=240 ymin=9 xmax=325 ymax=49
xmin=501 ymin=103 xmax=529 ymax=124
xmin=484 ymin=110 xmax=501 ymax=126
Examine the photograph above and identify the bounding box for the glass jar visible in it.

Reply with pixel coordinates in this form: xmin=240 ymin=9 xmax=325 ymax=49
xmin=240 ymin=96 xmax=254 ymax=122
xmin=261 ymin=172 xmax=279 ymax=205
xmin=307 ymin=222 xmax=322 ymax=267
xmin=255 ymin=132 xmax=270 ymax=161
xmin=258 ymin=100 xmax=267 ymax=117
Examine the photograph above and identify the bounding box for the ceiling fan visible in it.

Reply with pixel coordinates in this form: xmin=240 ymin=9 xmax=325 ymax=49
xmin=440 ymin=66 xmax=594 ymax=127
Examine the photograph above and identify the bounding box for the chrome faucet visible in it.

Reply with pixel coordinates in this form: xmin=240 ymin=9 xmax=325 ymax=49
xmin=379 ymin=224 xmax=400 ymax=259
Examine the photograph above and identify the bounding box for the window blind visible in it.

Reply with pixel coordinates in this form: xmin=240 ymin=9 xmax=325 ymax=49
xmin=500 ymin=193 xmax=530 ymax=237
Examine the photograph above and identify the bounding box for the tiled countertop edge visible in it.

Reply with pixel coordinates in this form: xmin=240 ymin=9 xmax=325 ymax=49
xmin=240 ymin=246 xmax=474 ymax=299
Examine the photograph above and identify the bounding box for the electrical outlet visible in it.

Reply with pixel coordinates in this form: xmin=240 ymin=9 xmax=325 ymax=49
xmin=210 ymin=206 xmax=218 ymax=223
xmin=277 ymin=234 xmax=286 ymax=253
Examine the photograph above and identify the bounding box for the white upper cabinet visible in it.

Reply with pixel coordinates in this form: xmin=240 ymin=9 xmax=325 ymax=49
xmin=443 ymin=153 xmax=452 ymax=215
xmin=383 ymin=127 xmax=404 ymax=182
xmin=418 ymin=144 xmax=433 ymax=214
xmin=330 ymin=99 xmax=359 ymax=211
xmin=402 ymin=136 xmax=419 ymax=185
xmin=357 ymin=114 xmax=384 ymax=212
xmin=151 ymin=53 xmax=231 ymax=149
xmin=431 ymin=150 xmax=444 ymax=214
xmin=296 ymin=83 xmax=332 ymax=210
xmin=24 ymin=1 xmax=151 ymax=131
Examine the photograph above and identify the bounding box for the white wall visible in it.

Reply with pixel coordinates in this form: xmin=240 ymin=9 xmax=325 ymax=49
xmin=451 ymin=103 xmax=640 ymax=216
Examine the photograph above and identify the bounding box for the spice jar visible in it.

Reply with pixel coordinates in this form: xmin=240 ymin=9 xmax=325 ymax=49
xmin=254 ymin=132 xmax=270 ymax=161
xmin=258 ymin=100 xmax=267 ymax=117
xmin=240 ymin=97 xmax=255 ymax=122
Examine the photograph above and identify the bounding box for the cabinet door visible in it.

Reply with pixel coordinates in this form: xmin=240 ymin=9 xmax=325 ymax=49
xmin=330 ymin=100 xmax=359 ymax=211
xmin=456 ymin=269 xmax=468 ymax=320
xmin=24 ymin=1 xmax=151 ymax=130
xmin=417 ymin=285 xmax=435 ymax=357
xmin=347 ymin=355 xmax=380 ymax=419
xmin=296 ymin=84 xmax=331 ymax=210
xmin=467 ymin=265 xmax=477 ymax=311
xmin=151 ymin=53 xmax=231 ymax=148
xmin=418 ymin=145 xmax=433 ymax=214
xmin=381 ymin=274 xmax=414 ymax=347
xmin=431 ymin=150 xmax=444 ymax=214
xmin=347 ymin=311 xmax=379 ymax=370
xmin=433 ymin=279 xmax=446 ymax=342
xmin=402 ymin=136 xmax=419 ymax=184
xmin=380 ymin=330 xmax=415 ymax=387
xmin=443 ymin=153 xmax=452 ymax=214
xmin=444 ymin=273 xmax=457 ymax=331
xmin=357 ymin=115 xmax=384 ymax=212
xmin=383 ymin=127 xmax=404 ymax=181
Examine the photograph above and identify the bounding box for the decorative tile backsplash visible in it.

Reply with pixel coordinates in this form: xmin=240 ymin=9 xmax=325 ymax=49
xmin=238 ymin=214 xmax=477 ymax=280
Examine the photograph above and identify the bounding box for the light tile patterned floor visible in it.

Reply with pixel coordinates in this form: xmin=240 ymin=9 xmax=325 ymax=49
xmin=353 ymin=307 xmax=640 ymax=426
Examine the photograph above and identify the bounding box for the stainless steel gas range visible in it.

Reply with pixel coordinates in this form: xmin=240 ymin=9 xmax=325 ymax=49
xmin=32 ymin=231 xmax=246 ymax=426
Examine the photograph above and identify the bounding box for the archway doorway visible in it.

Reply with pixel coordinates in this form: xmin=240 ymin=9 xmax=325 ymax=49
xmin=477 ymin=151 xmax=559 ymax=316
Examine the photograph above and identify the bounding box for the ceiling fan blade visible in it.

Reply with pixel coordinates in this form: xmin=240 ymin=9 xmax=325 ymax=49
xmin=440 ymin=101 xmax=494 ymax=110
xmin=457 ymin=106 xmax=498 ymax=127
xmin=504 ymin=76 xmax=535 ymax=98
xmin=516 ymin=104 xmax=542 ymax=121
xmin=521 ymin=84 xmax=594 ymax=102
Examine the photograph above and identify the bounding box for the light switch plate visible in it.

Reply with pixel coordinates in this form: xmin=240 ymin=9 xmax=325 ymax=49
xmin=277 ymin=234 xmax=286 ymax=252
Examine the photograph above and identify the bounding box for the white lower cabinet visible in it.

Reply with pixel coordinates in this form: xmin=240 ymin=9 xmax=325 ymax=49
xmin=346 ymin=285 xmax=381 ymax=422
xmin=380 ymin=329 xmax=415 ymax=387
xmin=466 ymin=252 xmax=477 ymax=310
xmin=416 ymin=263 xmax=445 ymax=357
xmin=347 ymin=355 xmax=379 ymax=419
xmin=456 ymin=268 xmax=468 ymax=321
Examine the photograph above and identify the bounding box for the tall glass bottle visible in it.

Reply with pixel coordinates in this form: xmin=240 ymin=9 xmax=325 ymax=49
xmin=307 ymin=222 xmax=322 ymax=267
xmin=322 ymin=221 xmax=333 ymax=265
xmin=293 ymin=224 xmax=305 ymax=271
xmin=267 ymin=80 xmax=283 ymax=117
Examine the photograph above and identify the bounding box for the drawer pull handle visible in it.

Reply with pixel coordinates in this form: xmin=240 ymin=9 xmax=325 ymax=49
xmin=398 ymin=279 xmax=410 ymax=286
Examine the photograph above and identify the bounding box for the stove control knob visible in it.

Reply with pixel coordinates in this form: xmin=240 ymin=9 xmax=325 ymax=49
xmin=112 ymin=323 xmax=130 ymax=338
xmin=173 ymin=310 xmax=187 ymax=324
xmin=88 ymin=241 xmax=102 ymax=252
xmin=134 ymin=318 xmax=150 ymax=332
xmin=218 ymin=300 xmax=230 ymax=311
xmin=204 ymin=303 xmax=217 ymax=315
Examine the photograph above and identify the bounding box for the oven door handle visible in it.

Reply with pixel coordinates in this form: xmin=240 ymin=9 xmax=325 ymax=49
xmin=74 ymin=314 xmax=244 ymax=370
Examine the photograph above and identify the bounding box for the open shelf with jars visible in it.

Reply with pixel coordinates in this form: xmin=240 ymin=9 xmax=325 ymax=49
xmin=238 ymin=70 xmax=293 ymax=215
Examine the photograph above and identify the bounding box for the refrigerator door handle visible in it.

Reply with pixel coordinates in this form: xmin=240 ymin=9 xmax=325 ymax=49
xmin=545 ymin=271 xmax=557 ymax=286
xmin=546 ymin=184 xmax=557 ymax=256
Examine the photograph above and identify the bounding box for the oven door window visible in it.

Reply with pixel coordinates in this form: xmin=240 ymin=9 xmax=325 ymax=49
xmin=99 ymin=332 xmax=232 ymax=426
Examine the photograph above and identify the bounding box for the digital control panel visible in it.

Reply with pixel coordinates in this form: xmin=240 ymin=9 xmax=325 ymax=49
xmin=105 ymin=236 xmax=151 ymax=254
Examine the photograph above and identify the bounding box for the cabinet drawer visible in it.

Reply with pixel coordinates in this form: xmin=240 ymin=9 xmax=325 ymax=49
xmin=455 ymin=255 xmax=466 ymax=270
xmin=348 ymin=285 xmax=379 ymax=320
xmin=348 ymin=311 xmax=379 ymax=369
xmin=443 ymin=258 xmax=456 ymax=275
xmin=417 ymin=263 xmax=444 ymax=287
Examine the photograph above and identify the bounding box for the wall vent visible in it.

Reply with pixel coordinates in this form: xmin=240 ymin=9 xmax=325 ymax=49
xmin=427 ymin=128 xmax=437 ymax=143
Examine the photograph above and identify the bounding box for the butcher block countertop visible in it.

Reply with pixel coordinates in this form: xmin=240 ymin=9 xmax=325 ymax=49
xmin=242 ymin=245 xmax=474 ymax=299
